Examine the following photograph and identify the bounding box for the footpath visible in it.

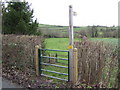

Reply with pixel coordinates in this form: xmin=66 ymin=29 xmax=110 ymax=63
xmin=2 ymin=77 xmax=23 ymax=89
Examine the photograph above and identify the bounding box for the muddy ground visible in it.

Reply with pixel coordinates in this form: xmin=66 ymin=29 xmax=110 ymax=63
xmin=2 ymin=64 xmax=72 ymax=89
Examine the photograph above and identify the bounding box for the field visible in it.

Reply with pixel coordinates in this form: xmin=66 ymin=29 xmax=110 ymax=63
xmin=45 ymin=38 xmax=69 ymax=50
xmin=45 ymin=38 xmax=118 ymax=50
xmin=41 ymin=37 xmax=118 ymax=83
xmin=89 ymin=38 xmax=118 ymax=46
xmin=39 ymin=24 xmax=118 ymax=31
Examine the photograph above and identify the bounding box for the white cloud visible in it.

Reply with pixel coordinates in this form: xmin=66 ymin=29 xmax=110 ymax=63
xmin=26 ymin=0 xmax=119 ymax=26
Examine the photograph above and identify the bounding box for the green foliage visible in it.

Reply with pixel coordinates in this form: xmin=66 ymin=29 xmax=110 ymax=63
xmin=2 ymin=1 xmax=39 ymax=35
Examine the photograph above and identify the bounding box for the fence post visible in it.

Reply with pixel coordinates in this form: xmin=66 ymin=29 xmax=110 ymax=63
xmin=35 ymin=45 xmax=40 ymax=76
xmin=73 ymin=48 xmax=78 ymax=84
xmin=69 ymin=5 xmax=74 ymax=83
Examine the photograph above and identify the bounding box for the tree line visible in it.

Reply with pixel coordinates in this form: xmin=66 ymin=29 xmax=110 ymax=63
xmin=2 ymin=1 xmax=40 ymax=35
xmin=78 ymin=26 xmax=118 ymax=38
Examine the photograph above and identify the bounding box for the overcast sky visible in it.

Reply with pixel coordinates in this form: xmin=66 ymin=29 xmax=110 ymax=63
xmin=26 ymin=0 xmax=119 ymax=26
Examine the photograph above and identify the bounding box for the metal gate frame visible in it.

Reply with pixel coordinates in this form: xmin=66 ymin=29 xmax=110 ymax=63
xmin=38 ymin=48 xmax=70 ymax=81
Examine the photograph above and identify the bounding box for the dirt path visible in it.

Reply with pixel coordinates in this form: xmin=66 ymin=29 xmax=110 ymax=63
xmin=2 ymin=65 xmax=70 ymax=88
xmin=2 ymin=78 xmax=23 ymax=88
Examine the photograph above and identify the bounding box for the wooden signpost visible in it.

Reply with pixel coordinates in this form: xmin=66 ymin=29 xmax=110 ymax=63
xmin=69 ymin=5 xmax=78 ymax=84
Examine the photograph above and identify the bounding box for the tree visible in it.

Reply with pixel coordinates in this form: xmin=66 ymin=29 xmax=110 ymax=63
xmin=90 ymin=26 xmax=98 ymax=37
xmin=2 ymin=1 xmax=39 ymax=35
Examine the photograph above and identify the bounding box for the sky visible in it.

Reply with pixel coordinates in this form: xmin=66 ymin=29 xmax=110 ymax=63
xmin=25 ymin=0 xmax=119 ymax=26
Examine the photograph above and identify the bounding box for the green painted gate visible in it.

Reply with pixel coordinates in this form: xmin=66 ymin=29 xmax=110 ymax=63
xmin=38 ymin=48 xmax=70 ymax=81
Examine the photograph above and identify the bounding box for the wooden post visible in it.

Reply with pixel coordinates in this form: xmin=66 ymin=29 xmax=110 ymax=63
xmin=69 ymin=5 xmax=74 ymax=82
xmin=69 ymin=5 xmax=78 ymax=84
xmin=73 ymin=48 xmax=78 ymax=84
xmin=35 ymin=45 xmax=40 ymax=76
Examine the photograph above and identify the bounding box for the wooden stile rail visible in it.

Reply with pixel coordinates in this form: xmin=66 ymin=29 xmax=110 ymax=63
xmin=35 ymin=45 xmax=40 ymax=76
xmin=73 ymin=48 xmax=78 ymax=84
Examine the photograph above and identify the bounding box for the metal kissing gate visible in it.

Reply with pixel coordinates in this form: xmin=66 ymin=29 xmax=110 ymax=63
xmin=38 ymin=48 xmax=69 ymax=81
xmin=35 ymin=45 xmax=78 ymax=83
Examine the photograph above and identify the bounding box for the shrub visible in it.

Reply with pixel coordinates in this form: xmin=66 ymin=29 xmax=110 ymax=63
xmin=2 ymin=34 xmax=43 ymax=73
xmin=75 ymin=39 xmax=118 ymax=88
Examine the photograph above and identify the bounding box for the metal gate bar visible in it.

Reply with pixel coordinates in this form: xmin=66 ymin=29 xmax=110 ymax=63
xmin=41 ymin=56 xmax=68 ymax=60
xmin=41 ymin=69 xmax=68 ymax=75
xmin=41 ymin=62 xmax=68 ymax=68
xmin=40 ymin=49 xmax=69 ymax=52
xmin=41 ymin=74 xmax=68 ymax=81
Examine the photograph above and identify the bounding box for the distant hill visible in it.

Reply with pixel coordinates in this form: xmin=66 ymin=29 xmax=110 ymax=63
xmin=38 ymin=24 xmax=118 ymax=38
xmin=38 ymin=24 xmax=118 ymax=31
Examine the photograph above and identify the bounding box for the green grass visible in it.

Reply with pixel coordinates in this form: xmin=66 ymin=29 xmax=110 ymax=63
xmin=44 ymin=38 xmax=69 ymax=63
xmin=45 ymin=38 xmax=118 ymax=50
xmin=89 ymin=38 xmax=118 ymax=46
xmin=45 ymin=38 xmax=69 ymax=50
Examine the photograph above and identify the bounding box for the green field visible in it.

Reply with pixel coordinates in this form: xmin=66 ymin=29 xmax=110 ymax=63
xmin=39 ymin=24 xmax=118 ymax=31
xmin=45 ymin=38 xmax=69 ymax=50
xmin=39 ymin=24 xmax=118 ymax=34
xmin=45 ymin=38 xmax=118 ymax=50
xmin=89 ymin=38 xmax=118 ymax=46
